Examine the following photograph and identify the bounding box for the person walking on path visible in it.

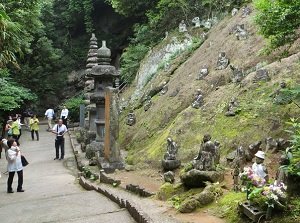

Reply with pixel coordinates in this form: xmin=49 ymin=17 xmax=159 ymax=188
xmin=16 ymin=114 xmax=23 ymax=140
xmin=6 ymin=138 xmax=25 ymax=193
xmin=23 ymin=108 xmax=33 ymax=131
xmin=52 ymin=119 xmax=68 ymax=160
xmin=60 ymin=105 xmax=69 ymax=128
xmin=29 ymin=115 xmax=39 ymax=141
xmin=5 ymin=118 xmax=13 ymax=139
xmin=11 ymin=117 xmax=20 ymax=146
xmin=44 ymin=107 xmax=55 ymax=131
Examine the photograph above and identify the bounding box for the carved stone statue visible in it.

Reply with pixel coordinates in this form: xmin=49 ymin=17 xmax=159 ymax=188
xmin=232 ymin=8 xmax=239 ymax=16
xmin=144 ymin=97 xmax=152 ymax=111
xmin=159 ymin=81 xmax=168 ymax=96
xmin=193 ymin=133 xmax=220 ymax=171
xmin=164 ymin=137 xmax=178 ymax=160
xmin=200 ymin=32 xmax=207 ymax=40
xmin=179 ymin=20 xmax=187 ymax=32
xmin=162 ymin=137 xmax=181 ymax=170
xmin=230 ymin=64 xmax=243 ymax=83
xmin=192 ymin=17 xmax=201 ymax=28
xmin=253 ymin=68 xmax=270 ymax=82
xmin=164 ymin=62 xmax=170 ymax=71
xmin=198 ymin=65 xmax=209 ymax=80
xmin=252 ymin=151 xmax=269 ymax=184
xmin=235 ymin=24 xmax=248 ymax=40
xmin=204 ymin=19 xmax=212 ymax=29
xmin=126 ymin=110 xmax=136 ymax=126
xmin=246 ymin=141 xmax=262 ymax=161
xmin=225 ymin=98 xmax=239 ymax=117
xmin=274 ymin=155 xmax=289 ymax=186
xmin=191 ymin=89 xmax=204 ymax=109
xmin=241 ymin=5 xmax=251 ymax=18
xmin=215 ymin=52 xmax=229 ymax=70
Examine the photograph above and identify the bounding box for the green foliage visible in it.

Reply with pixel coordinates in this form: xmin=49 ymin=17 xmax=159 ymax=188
xmin=283 ymin=118 xmax=300 ymax=176
xmin=0 ymin=4 xmax=22 ymax=68
xmin=120 ymin=43 xmax=148 ymax=83
xmin=253 ymin=0 xmax=300 ymax=55
xmin=62 ymin=93 xmax=84 ymax=122
xmin=0 ymin=69 xmax=37 ymax=111
xmin=168 ymin=195 xmax=182 ymax=209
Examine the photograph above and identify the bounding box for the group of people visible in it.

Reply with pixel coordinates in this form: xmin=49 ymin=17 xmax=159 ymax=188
xmin=1 ymin=106 xmax=69 ymax=194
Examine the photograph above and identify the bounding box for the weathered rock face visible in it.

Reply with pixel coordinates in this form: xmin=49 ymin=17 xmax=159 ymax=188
xmin=180 ymin=169 xmax=224 ymax=187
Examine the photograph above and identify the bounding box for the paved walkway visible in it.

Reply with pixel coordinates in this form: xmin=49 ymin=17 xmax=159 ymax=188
xmin=0 ymin=122 xmax=135 ymax=223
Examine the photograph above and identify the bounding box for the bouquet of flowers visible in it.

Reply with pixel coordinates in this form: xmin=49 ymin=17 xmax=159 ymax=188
xmin=239 ymin=166 xmax=266 ymax=187
xmin=262 ymin=182 xmax=287 ymax=208
xmin=239 ymin=167 xmax=266 ymax=200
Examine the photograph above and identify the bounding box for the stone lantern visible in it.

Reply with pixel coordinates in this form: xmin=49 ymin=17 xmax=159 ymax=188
xmin=87 ymin=40 xmax=124 ymax=172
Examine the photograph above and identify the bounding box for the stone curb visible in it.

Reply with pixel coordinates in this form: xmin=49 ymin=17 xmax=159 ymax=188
xmin=69 ymin=130 xmax=153 ymax=223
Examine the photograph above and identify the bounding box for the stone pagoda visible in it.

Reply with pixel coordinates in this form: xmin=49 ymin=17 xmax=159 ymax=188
xmin=87 ymin=40 xmax=124 ymax=173
xmin=84 ymin=34 xmax=98 ymax=143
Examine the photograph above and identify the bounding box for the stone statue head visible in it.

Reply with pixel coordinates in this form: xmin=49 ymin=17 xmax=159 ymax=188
xmin=203 ymin=133 xmax=212 ymax=142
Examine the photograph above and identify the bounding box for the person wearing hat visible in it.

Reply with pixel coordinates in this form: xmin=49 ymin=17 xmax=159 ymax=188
xmin=252 ymin=150 xmax=269 ymax=184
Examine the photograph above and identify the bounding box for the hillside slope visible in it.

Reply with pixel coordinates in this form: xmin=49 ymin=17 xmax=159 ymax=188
xmin=118 ymin=5 xmax=300 ymax=169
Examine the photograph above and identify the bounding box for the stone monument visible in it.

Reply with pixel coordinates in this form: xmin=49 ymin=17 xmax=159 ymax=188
xmin=87 ymin=40 xmax=124 ymax=173
xmin=191 ymin=89 xmax=204 ymax=109
xmin=162 ymin=137 xmax=181 ymax=170
xmin=246 ymin=140 xmax=262 ymax=161
xmin=230 ymin=64 xmax=243 ymax=83
xmin=180 ymin=133 xmax=224 ymax=187
xmin=126 ymin=109 xmax=136 ymax=126
xmin=84 ymin=34 xmax=98 ymax=143
xmin=198 ymin=65 xmax=209 ymax=80
xmin=159 ymin=81 xmax=168 ymax=96
xmin=179 ymin=20 xmax=187 ymax=32
xmin=225 ymin=98 xmax=239 ymax=116
xmin=252 ymin=151 xmax=269 ymax=184
xmin=215 ymin=52 xmax=229 ymax=70
xmin=191 ymin=17 xmax=201 ymax=28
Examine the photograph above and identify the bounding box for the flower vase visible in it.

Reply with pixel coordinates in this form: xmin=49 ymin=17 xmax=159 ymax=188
xmin=266 ymin=205 xmax=273 ymax=220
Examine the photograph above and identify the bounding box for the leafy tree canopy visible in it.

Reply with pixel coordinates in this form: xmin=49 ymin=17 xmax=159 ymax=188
xmin=254 ymin=0 xmax=300 ymax=54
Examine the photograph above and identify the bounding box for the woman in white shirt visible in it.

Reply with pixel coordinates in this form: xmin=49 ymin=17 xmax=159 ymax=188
xmin=6 ymin=139 xmax=24 ymax=193
xmin=60 ymin=106 xmax=69 ymax=127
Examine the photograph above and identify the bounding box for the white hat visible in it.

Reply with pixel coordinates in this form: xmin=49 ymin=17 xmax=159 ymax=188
xmin=255 ymin=151 xmax=265 ymax=160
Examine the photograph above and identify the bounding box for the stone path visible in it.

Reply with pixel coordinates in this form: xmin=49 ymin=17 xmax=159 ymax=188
xmin=0 ymin=122 xmax=135 ymax=223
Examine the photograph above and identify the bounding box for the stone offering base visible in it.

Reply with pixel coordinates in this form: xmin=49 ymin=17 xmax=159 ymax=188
xmin=238 ymin=201 xmax=266 ymax=222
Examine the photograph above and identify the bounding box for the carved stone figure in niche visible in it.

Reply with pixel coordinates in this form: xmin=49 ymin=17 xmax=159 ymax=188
xmin=192 ymin=17 xmax=201 ymax=28
xmin=159 ymin=81 xmax=168 ymax=96
xmin=215 ymin=52 xmax=229 ymax=70
xmin=162 ymin=137 xmax=181 ymax=170
xmin=252 ymin=151 xmax=269 ymax=184
xmin=241 ymin=5 xmax=252 ymax=18
xmin=198 ymin=65 xmax=209 ymax=80
xmin=193 ymin=133 xmax=220 ymax=171
xmin=179 ymin=20 xmax=187 ymax=32
xmin=230 ymin=64 xmax=243 ymax=83
xmin=191 ymin=89 xmax=204 ymax=109
xmin=245 ymin=140 xmax=262 ymax=161
xmin=253 ymin=68 xmax=270 ymax=82
xmin=232 ymin=8 xmax=239 ymax=16
xmin=126 ymin=110 xmax=136 ymax=126
xmin=225 ymin=98 xmax=239 ymax=117
xmin=164 ymin=137 xmax=178 ymax=160
xmin=144 ymin=97 xmax=152 ymax=111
